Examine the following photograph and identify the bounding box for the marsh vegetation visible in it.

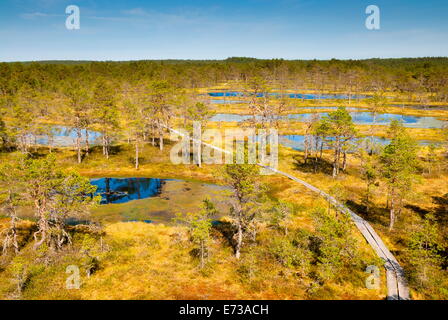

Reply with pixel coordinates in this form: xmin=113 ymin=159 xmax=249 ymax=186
xmin=0 ymin=58 xmax=447 ymax=300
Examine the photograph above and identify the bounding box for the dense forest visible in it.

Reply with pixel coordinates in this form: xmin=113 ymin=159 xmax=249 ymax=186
xmin=2 ymin=57 xmax=448 ymax=100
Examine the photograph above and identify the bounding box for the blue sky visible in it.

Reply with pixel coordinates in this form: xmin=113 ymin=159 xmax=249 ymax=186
xmin=0 ymin=0 xmax=447 ymax=61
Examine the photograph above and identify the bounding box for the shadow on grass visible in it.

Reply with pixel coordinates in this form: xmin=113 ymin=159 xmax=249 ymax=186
xmin=28 ymin=147 xmax=54 ymax=159
xmin=212 ymin=221 xmax=237 ymax=253
xmin=108 ymin=145 xmax=124 ymax=156
xmin=292 ymin=154 xmax=334 ymax=175
xmin=345 ymin=199 xmax=390 ymax=227
xmin=432 ymin=193 xmax=448 ymax=223
xmin=404 ymin=204 xmax=431 ymax=219
xmin=128 ymin=156 xmax=150 ymax=167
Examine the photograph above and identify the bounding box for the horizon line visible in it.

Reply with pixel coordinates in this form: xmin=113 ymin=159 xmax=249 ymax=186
xmin=3 ymin=56 xmax=448 ymax=64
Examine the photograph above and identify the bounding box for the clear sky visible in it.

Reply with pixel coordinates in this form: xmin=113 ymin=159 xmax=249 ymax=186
xmin=0 ymin=0 xmax=447 ymax=61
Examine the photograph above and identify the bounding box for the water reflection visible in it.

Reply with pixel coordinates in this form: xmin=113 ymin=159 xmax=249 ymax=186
xmin=90 ymin=178 xmax=164 ymax=204
xmin=209 ymin=99 xmax=245 ymax=104
xmin=208 ymin=92 xmax=368 ymax=99
xmin=210 ymin=112 xmax=446 ymax=129
xmin=32 ymin=126 xmax=102 ymax=147
xmin=280 ymin=135 xmax=439 ymax=151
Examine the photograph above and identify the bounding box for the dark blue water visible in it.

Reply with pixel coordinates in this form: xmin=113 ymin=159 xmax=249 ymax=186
xmin=210 ymin=112 xmax=446 ymax=129
xmin=208 ymin=92 xmax=368 ymax=100
xmin=126 ymin=219 xmax=153 ymax=224
xmin=90 ymin=178 xmax=164 ymax=204
xmin=286 ymin=93 xmax=367 ymax=100
xmin=208 ymin=92 xmax=245 ymax=97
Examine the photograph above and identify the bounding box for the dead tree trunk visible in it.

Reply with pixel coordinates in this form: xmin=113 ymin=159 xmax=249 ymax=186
xmin=342 ymin=151 xmax=347 ymax=171
xmin=76 ymin=128 xmax=82 ymax=164
xmin=135 ymin=140 xmax=139 ymax=170
xmin=235 ymin=221 xmax=243 ymax=260
xmin=159 ymin=125 xmax=164 ymax=151
xmin=85 ymin=128 xmax=90 ymax=156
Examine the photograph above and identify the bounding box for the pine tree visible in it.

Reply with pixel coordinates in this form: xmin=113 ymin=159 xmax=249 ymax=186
xmin=0 ymin=114 xmax=8 ymax=149
xmin=146 ymin=80 xmax=174 ymax=151
xmin=406 ymin=214 xmax=446 ymax=293
xmin=123 ymin=100 xmax=145 ymax=169
xmin=319 ymin=107 xmax=357 ymax=177
xmin=19 ymin=154 xmax=100 ymax=251
xmin=63 ymin=83 xmax=91 ymax=163
xmin=359 ymin=149 xmax=379 ymax=212
xmin=177 ymin=198 xmax=217 ymax=269
xmin=8 ymin=94 xmax=35 ymax=153
xmin=93 ymin=79 xmax=119 ymax=159
xmin=312 ymin=207 xmax=360 ymax=282
xmin=225 ymin=163 xmax=266 ymax=259
xmin=269 ymin=200 xmax=294 ymax=235
xmin=366 ymin=92 xmax=387 ymax=154
xmin=186 ymin=102 xmax=215 ymax=167
xmin=380 ymin=120 xmax=419 ymax=230
xmin=0 ymin=158 xmax=25 ymax=255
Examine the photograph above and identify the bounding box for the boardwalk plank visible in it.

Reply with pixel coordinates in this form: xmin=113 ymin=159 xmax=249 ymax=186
xmin=166 ymin=127 xmax=410 ymax=300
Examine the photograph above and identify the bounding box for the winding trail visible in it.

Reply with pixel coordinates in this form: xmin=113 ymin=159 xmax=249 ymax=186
xmin=166 ymin=126 xmax=410 ymax=300
xmin=258 ymin=165 xmax=410 ymax=300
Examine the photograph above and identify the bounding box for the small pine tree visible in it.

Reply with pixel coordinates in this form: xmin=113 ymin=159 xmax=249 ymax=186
xmin=312 ymin=208 xmax=360 ymax=283
xmin=0 ymin=158 xmax=25 ymax=255
xmin=359 ymin=150 xmax=379 ymax=212
xmin=406 ymin=214 xmax=446 ymax=296
xmin=269 ymin=200 xmax=294 ymax=235
xmin=225 ymin=163 xmax=266 ymax=259
xmin=380 ymin=120 xmax=419 ymax=230
xmin=93 ymin=79 xmax=120 ymax=159
xmin=18 ymin=154 xmax=100 ymax=251
xmin=177 ymin=198 xmax=217 ymax=269
xmin=319 ymin=107 xmax=357 ymax=177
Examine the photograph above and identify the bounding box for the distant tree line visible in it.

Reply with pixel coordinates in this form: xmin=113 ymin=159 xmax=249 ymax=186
xmin=1 ymin=57 xmax=448 ymax=101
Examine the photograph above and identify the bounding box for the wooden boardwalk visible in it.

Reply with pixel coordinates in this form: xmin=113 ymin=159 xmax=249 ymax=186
xmin=166 ymin=127 xmax=410 ymax=300
xmin=259 ymin=165 xmax=410 ymax=300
